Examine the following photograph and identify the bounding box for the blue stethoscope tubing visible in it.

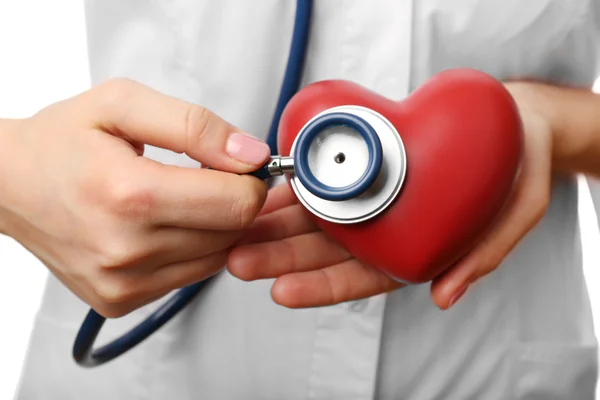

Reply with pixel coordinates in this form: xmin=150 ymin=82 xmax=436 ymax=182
xmin=72 ymin=0 xmax=314 ymax=367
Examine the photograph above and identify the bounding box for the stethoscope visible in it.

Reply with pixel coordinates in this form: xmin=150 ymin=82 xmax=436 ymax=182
xmin=72 ymin=0 xmax=406 ymax=366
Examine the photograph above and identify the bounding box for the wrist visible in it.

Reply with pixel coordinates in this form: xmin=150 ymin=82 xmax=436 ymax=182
xmin=504 ymin=81 xmax=600 ymax=176
xmin=504 ymin=82 xmax=561 ymax=159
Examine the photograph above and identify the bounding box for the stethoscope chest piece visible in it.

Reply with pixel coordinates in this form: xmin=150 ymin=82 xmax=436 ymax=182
xmin=289 ymin=105 xmax=407 ymax=224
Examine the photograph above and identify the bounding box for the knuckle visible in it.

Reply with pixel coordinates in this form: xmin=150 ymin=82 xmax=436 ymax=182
xmin=97 ymin=238 xmax=141 ymax=270
xmin=323 ymin=268 xmax=342 ymax=305
xmin=475 ymin=261 xmax=500 ymax=281
xmin=92 ymin=275 xmax=137 ymax=307
xmin=184 ymin=104 xmax=211 ymax=151
xmin=84 ymin=77 xmax=142 ymax=129
xmin=97 ymin=77 xmax=138 ymax=102
xmin=229 ymin=249 xmax=263 ymax=282
xmin=517 ymin=184 xmax=550 ymax=225
xmin=105 ymin=177 xmax=155 ymax=222
xmin=467 ymin=245 xmax=501 ymax=282
xmin=475 ymin=245 xmax=513 ymax=281
xmin=529 ymin=189 xmax=550 ymax=220
xmin=229 ymin=180 xmax=267 ymax=229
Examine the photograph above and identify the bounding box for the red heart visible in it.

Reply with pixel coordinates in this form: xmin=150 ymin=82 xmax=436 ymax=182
xmin=277 ymin=69 xmax=523 ymax=284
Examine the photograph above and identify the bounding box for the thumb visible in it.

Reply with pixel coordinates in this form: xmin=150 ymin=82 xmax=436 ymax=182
xmin=86 ymin=78 xmax=271 ymax=172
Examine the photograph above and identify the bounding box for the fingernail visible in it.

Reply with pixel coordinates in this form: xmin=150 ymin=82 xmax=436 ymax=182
xmin=226 ymin=132 xmax=270 ymax=166
xmin=448 ymin=283 xmax=469 ymax=308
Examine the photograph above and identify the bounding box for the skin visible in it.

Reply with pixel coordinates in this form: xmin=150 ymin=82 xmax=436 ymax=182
xmin=0 ymin=78 xmax=271 ymax=318
xmin=227 ymin=81 xmax=600 ymax=310
xmin=1 ymin=78 xmax=598 ymax=315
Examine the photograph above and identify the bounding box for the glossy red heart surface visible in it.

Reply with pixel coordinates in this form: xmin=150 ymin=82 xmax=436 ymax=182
xmin=277 ymin=68 xmax=523 ymax=284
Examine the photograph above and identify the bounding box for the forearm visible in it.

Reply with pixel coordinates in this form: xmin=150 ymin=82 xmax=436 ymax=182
xmin=0 ymin=117 xmax=21 ymax=236
xmin=505 ymin=81 xmax=600 ymax=178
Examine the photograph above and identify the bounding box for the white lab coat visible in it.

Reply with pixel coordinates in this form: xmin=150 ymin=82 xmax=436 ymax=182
xmin=14 ymin=1 xmax=600 ymax=399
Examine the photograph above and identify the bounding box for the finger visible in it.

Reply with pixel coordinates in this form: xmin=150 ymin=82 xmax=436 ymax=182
xmin=430 ymin=118 xmax=552 ymax=310
xmin=258 ymin=183 xmax=298 ymax=216
xmin=271 ymin=260 xmax=404 ymax=308
xmin=228 ymin=231 xmax=350 ymax=281
xmin=116 ymin=160 xmax=269 ymax=230
xmin=144 ymin=226 xmax=243 ymax=268
xmin=91 ymin=251 xmax=227 ymax=318
xmin=238 ymin=204 xmax=318 ymax=245
xmin=86 ymin=78 xmax=270 ymax=172
xmin=148 ymin=250 xmax=227 ymax=294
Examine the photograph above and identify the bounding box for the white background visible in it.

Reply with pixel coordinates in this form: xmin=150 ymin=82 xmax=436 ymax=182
xmin=0 ymin=1 xmax=599 ymax=399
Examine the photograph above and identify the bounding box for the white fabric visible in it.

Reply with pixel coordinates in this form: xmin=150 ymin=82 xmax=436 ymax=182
xmin=590 ymin=178 xmax=600 ymax=231
xmin=15 ymin=1 xmax=600 ymax=399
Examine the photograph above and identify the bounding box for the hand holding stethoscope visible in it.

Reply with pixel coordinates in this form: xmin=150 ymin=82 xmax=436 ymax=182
xmin=0 ymin=78 xmax=273 ymax=320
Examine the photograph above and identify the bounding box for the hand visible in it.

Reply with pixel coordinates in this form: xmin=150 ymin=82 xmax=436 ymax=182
xmin=227 ymin=183 xmax=404 ymax=308
xmin=429 ymin=84 xmax=552 ymax=309
xmin=0 ymin=78 xmax=270 ymax=318
xmin=228 ymin=83 xmax=553 ymax=310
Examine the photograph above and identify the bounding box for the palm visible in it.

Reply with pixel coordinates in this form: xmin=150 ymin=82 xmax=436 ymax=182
xmin=227 ymin=183 xmax=403 ymax=308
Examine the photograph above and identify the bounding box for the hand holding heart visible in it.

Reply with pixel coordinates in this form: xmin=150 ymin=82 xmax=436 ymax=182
xmin=227 ymin=71 xmax=553 ymax=310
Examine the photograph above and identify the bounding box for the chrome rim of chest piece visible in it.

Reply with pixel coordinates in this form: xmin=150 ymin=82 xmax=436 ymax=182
xmin=289 ymin=105 xmax=407 ymax=224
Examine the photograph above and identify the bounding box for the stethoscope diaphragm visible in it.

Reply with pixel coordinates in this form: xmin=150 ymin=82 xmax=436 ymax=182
xmin=288 ymin=105 xmax=407 ymax=224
